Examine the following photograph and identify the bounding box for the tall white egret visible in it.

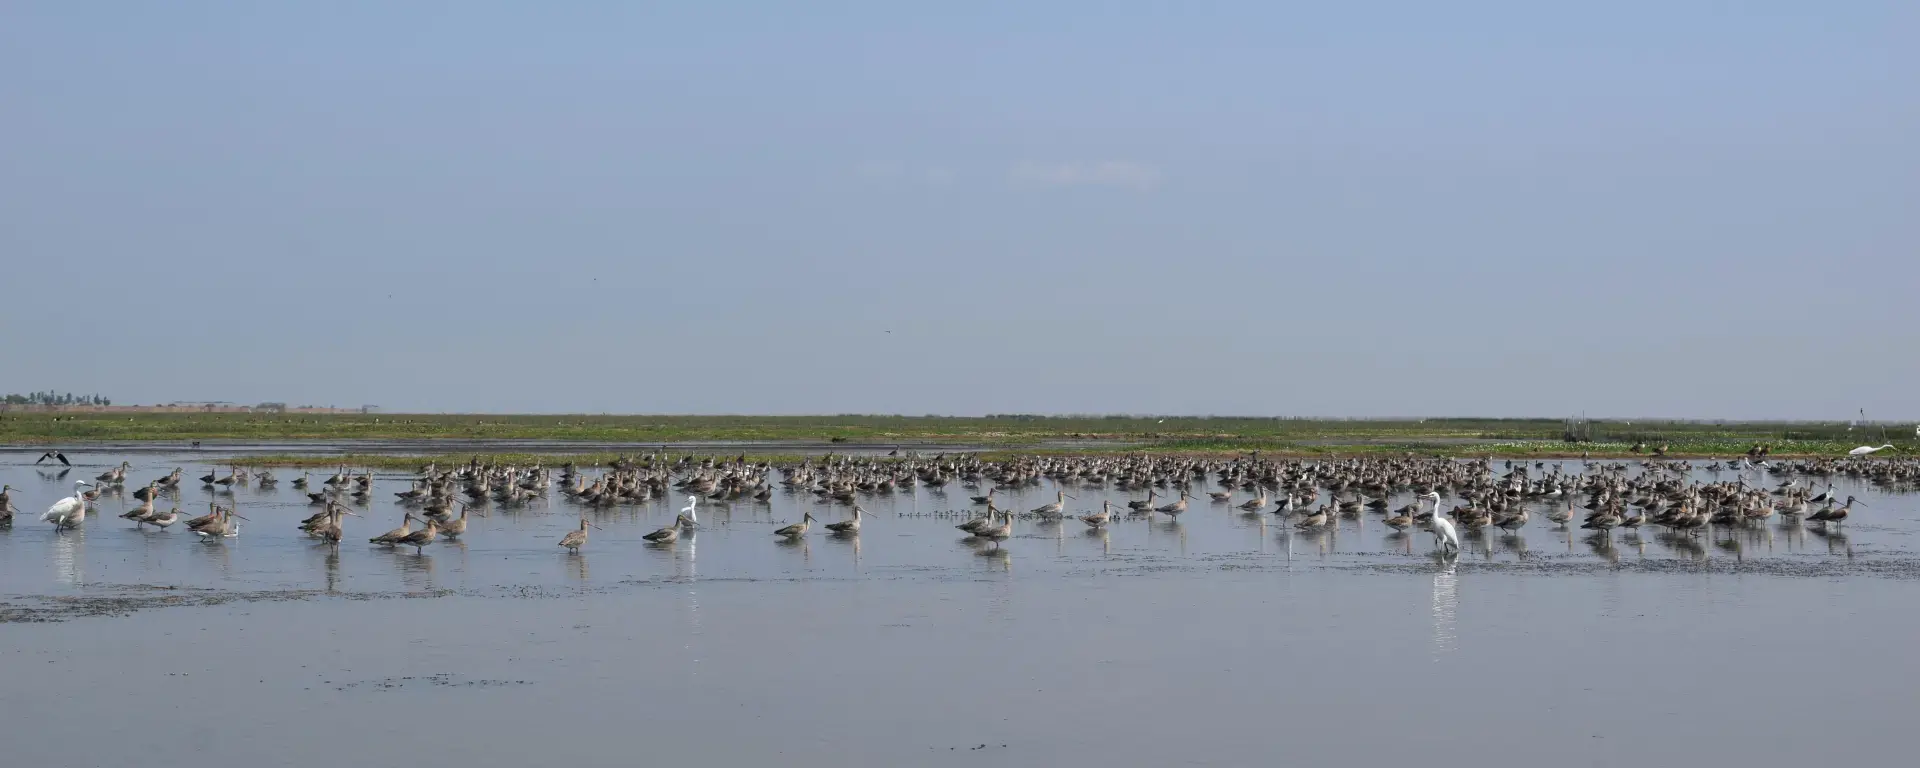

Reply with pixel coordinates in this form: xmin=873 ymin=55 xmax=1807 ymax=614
xmin=681 ymin=495 xmax=700 ymax=526
xmin=1422 ymin=491 xmax=1458 ymax=554
xmin=41 ymin=481 xmax=92 ymax=530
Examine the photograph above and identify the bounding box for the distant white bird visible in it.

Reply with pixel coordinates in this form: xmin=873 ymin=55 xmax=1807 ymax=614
xmin=1849 ymin=444 xmax=1894 ymax=456
xmin=681 ymin=495 xmax=700 ymax=525
xmin=42 ymin=481 xmax=92 ymax=530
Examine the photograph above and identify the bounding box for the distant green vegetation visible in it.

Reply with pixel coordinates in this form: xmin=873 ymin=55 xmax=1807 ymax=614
xmin=2 ymin=412 xmax=1910 ymax=463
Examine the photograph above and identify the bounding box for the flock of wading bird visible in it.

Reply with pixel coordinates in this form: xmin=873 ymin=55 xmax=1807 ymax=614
xmin=4 ymin=450 xmax=1915 ymax=561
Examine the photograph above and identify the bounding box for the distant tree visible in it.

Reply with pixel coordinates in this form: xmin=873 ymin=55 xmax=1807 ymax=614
xmin=3 ymin=391 xmax=111 ymax=407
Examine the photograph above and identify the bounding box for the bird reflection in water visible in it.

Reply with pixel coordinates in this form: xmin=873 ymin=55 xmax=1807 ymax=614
xmin=1714 ymin=534 xmax=1743 ymax=562
xmin=777 ymin=533 xmax=810 ymax=569
xmin=396 ymin=551 xmax=435 ymax=591
xmin=682 ymin=579 xmax=704 ymax=676
xmin=1471 ymin=529 xmax=1495 ymax=561
xmin=1807 ymin=525 xmax=1852 ymax=558
xmin=976 ymin=542 xmax=1011 ymax=571
xmin=1657 ymin=532 xmax=1706 ymax=561
xmin=443 ymin=537 xmax=469 ymax=589
xmin=1292 ymin=526 xmax=1329 ymax=560
xmin=1431 ymin=558 xmax=1458 ymax=659
xmin=52 ymin=529 xmax=83 ymax=586
xmin=568 ymin=552 xmax=590 ymax=582
xmin=1585 ymin=532 xmax=1620 ymax=564
xmin=1385 ymin=530 xmax=1413 ymax=556
xmin=324 ymin=548 xmax=341 ymax=593
xmin=190 ymin=530 xmax=232 ymax=576
xmin=1776 ymin=520 xmax=1805 ymax=553
xmin=650 ymin=529 xmax=699 ymax=578
xmin=1619 ymin=530 xmax=1647 ymax=559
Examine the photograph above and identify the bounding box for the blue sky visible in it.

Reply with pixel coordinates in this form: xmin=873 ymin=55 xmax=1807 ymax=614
xmin=3 ymin=2 xmax=1915 ymax=417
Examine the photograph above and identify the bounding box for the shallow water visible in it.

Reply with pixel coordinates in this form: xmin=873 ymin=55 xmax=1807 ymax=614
xmin=3 ymin=450 xmax=1916 ymax=767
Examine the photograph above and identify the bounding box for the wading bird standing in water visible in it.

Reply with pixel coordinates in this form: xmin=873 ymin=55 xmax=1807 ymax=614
xmin=369 ymin=514 xmax=415 ymax=547
xmin=191 ymin=506 xmax=249 ymax=539
xmin=397 ymin=517 xmax=440 ymax=553
xmin=774 ymin=512 xmax=815 ymax=539
xmin=558 ymin=517 xmax=598 ymax=553
xmin=825 ymin=505 xmax=868 ymax=534
xmin=644 ymin=514 xmax=694 ymax=544
xmin=1421 ymin=491 xmax=1458 ymax=555
xmin=0 ymin=484 xmax=19 ymax=525
xmin=42 ymin=481 xmax=91 ymax=530
xmin=973 ymin=508 xmax=1013 ymax=548
xmin=1809 ymin=496 xmax=1862 ymax=527
xmin=1031 ymin=490 xmax=1075 ymax=519
xmin=1081 ymin=500 xmax=1115 ymax=529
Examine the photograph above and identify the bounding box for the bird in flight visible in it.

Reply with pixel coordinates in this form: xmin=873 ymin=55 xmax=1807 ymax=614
xmin=36 ymin=450 xmax=71 ymax=466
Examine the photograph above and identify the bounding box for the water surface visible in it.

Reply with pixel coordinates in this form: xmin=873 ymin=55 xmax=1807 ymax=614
xmin=2 ymin=450 xmax=1914 ymax=767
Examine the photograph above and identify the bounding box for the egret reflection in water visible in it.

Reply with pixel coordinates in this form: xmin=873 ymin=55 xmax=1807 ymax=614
xmin=1431 ymin=559 xmax=1458 ymax=659
xmin=51 ymin=530 xmax=82 ymax=586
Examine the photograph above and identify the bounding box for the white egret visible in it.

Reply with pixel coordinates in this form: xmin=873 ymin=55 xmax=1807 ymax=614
xmin=1422 ymin=491 xmax=1458 ymax=554
xmin=681 ymin=495 xmax=700 ymax=526
xmin=41 ymin=481 xmax=92 ymax=530
xmin=1848 ymin=444 xmax=1893 ymax=456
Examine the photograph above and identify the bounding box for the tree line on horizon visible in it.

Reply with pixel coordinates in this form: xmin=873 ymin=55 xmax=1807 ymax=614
xmin=4 ymin=391 xmax=111 ymax=406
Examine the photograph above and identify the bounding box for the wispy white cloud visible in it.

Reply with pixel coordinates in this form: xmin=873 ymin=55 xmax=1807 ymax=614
xmin=1009 ymin=161 xmax=1161 ymax=191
